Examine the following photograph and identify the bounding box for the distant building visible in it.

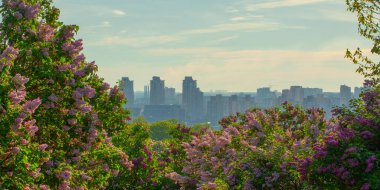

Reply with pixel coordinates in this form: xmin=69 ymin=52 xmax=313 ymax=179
xmin=354 ymin=87 xmax=363 ymax=98
xmin=144 ymin=85 xmax=150 ymax=104
xmin=150 ymin=76 xmax=165 ymax=105
xmin=280 ymin=89 xmax=291 ymax=103
xmin=121 ymin=77 xmax=134 ymax=107
xmin=340 ymin=85 xmax=352 ymax=105
xmin=143 ymin=105 xmax=185 ymax=123
xmin=256 ymin=87 xmax=277 ymax=108
xmin=182 ymin=77 xmax=204 ymax=123
xmin=228 ymin=95 xmax=240 ymax=115
xmin=207 ymin=94 xmax=228 ymax=125
xmin=165 ymin=87 xmax=177 ymax=105
xmin=241 ymin=95 xmax=254 ymax=112
xmin=290 ymin=86 xmax=304 ymax=105
xmin=303 ymin=88 xmax=323 ymax=98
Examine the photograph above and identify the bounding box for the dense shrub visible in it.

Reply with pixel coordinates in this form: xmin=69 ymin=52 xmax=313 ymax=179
xmin=166 ymin=105 xmax=326 ymax=189
xmin=0 ymin=0 xmax=132 ymax=189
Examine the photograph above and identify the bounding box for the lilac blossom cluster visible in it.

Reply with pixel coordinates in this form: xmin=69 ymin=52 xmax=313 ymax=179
xmin=4 ymin=0 xmax=40 ymax=19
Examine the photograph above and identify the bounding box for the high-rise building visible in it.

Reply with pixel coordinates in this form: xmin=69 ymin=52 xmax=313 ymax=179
xmin=280 ymin=89 xmax=291 ymax=103
xmin=121 ymin=77 xmax=134 ymax=107
xmin=241 ymin=95 xmax=254 ymax=112
xmin=303 ymin=88 xmax=323 ymax=98
xmin=290 ymin=86 xmax=304 ymax=105
xmin=256 ymin=87 xmax=277 ymax=108
xmin=150 ymin=76 xmax=165 ymax=105
xmin=354 ymin=87 xmax=363 ymax=98
xmin=340 ymin=85 xmax=352 ymax=105
xmin=207 ymin=94 xmax=228 ymax=125
xmin=182 ymin=77 xmax=204 ymax=123
xmin=165 ymin=87 xmax=177 ymax=105
xmin=228 ymin=95 xmax=240 ymax=115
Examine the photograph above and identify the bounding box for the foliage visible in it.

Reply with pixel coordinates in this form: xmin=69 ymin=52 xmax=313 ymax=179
xmin=166 ymin=104 xmax=326 ymax=189
xmin=0 ymin=0 xmax=132 ymax=189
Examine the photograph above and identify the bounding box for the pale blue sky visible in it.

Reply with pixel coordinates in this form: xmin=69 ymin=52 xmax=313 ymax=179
xmin=54 ymin=0 xmax=369 ymax=92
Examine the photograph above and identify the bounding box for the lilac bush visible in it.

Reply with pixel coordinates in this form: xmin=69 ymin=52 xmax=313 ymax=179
xmin=167 ymin=105 xmax=327 ymax=189
xmin=0 ymin=0 xmax=132 ymax=189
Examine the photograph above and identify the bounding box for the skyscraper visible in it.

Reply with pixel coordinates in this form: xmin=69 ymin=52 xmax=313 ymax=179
xmin=354 ymin=87 xmax=363 ymax=98
xmin=290 ymin=86 xmax=304 ymax=105
xmin=165 ymin=87 xmax=177 ymax=105
xmin=256 ymin=87 xmax=277 ymax=108
xmin=340 ymin=85 xmax=352 ymax=105
xmin=207 ymin=94 xmax=228 ymax=125
xmin=280 ymin=89 xmax=291 ymax=103
xmin=121 ymin=77 xmax=134 ymax=107
xmin=182 ymin=76 xmax=204 ymax=123
xmin=150 ymin=76 xmax=165 ymax=105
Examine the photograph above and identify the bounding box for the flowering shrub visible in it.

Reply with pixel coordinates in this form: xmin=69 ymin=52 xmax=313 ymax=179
xmin=109 ymin=118 xmax=198 ymax=189
xmin=0 ymin=0 xmax=132 ymax=189
xmin=166 ymin=105 xmax=326 ymax=189
xmin=299 ymin=1 xmax=380 ymax=189
xmin=302 ymin=86 xmax=380 ymax=189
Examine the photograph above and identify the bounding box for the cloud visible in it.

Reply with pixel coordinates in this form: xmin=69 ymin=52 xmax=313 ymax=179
xmin=246 ymin=0 xmax=333 ymax=10
xmin=89 ymin=35 xmax=181 ymax=47
xmin=112 ymin=10 xmax=126 ymax=16
xmin=183 ymin=22 xmax=279 ymax=34
xmin=211 ymin=36 xmax=239 ymax=44
xmin=146 ymin=47 xmax=362 ymax=91
xmin=230 ymin=17 xmax=248 ymax=21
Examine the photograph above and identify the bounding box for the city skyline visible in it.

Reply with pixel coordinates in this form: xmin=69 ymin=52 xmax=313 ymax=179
xmin=54 ymin=0 xmax=367 ymax=92
xmin=121 ymin=76 xmax=362 ymax=93
xmin=121 ymin=76 xmax=363 ymax=125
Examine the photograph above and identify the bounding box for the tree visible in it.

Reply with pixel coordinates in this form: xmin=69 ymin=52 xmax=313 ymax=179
xmin=346 ymin=0 xmax=380 ymax=83
xmin=0 ymin=0 xmax=132 ymax=189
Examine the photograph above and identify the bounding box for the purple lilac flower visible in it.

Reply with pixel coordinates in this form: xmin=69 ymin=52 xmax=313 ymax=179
xmin=361 ymin=131 xmax=374 ymax=140
xmin=102 ymin=164 xmax=109 ymax=172
xmin=12 ymin=147 xmax=20 ymax=154
xmin=60 ymin=169 xmax=71 ymax=180
xmin=74 ymin=69 xmax=85 ymax=77
xmin=38 ymin=24 xmax=54 ymax=41
xmin=41 ymin=47 xmax=49 ymax=56
xmin=9 ymin=90 xmax=26 ymax=104
xmin=39 ymin=185 xmax=49 ymax=190
xmin=361 ymin=183 xmax=370 ymax=190
xmin=39 ymin=144 xmax=48 ymax=151
xmin=22 ymin=98 xmax=41 ymax=114
xmin=14 ymin=11 xmax=23 ymax=19
xmin=24 ymin=119 xmax=39 ymax=136
xmin=347 ymin=159 xmax=360 ymax=167
xmin=365 ymin=156 xmax=376 ymax=173
xmin=1 ymin=46 xmax=19 ymax=63
xmin=20 ymin=139 xmax=29 ymax=145
xmin=57 ymin=64 xmax=71 ymax=71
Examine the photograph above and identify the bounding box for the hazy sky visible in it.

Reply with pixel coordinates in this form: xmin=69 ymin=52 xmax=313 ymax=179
xmin=54 ymin=0 xmax=370 ymax=92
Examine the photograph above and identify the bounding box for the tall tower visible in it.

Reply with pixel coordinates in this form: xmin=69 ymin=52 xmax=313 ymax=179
xmin=340 ymin=85 xmax=352 ymax=105
xmin=182 ymin=76 xmax=204 ymax=122
xmin=150 ymin=76 xmax=165 ymax=105
xmin=121 ymin=77 xmax=134 ymax=107
xmin=290 ymin=86 xmax=304 ymax=105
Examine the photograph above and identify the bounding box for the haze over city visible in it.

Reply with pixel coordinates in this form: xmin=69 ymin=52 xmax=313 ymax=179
xmin=55 ymin=0 xmax=368 ymax=92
